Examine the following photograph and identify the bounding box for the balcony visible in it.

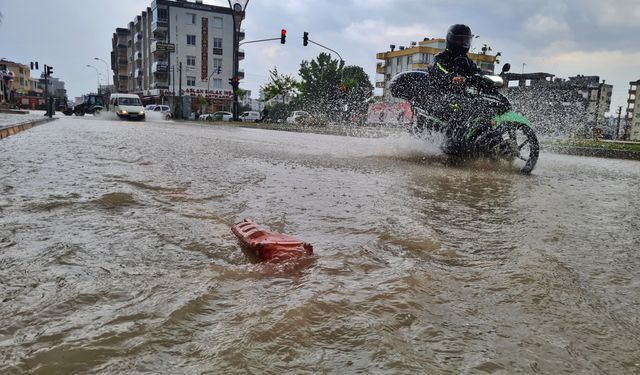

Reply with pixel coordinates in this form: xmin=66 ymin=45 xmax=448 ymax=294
xmin=213 ymin=48 xmax=223 ymax=56
xmin=238 ymin=69 xmax=245 ymax=79
xmin=375 ymin=81 xmax=385 ymax=88
xmin=135 ymin=51 xmax=142 ymax=61
xmin=239 ymin=29 xmax=245 ymax=41
xmin=376 ymin=62 xmax=386 ymax=74
xmin=134 ymin=69 xmax=143 ymax=78
xmin=152 ymin=17 xmax=169 ymax=33
xmin=238 ymin=49 xmax=245 ymax=61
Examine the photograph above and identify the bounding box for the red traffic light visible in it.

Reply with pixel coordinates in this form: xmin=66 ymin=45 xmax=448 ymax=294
xmin=280 ymin=29 xmax=287 ymax=44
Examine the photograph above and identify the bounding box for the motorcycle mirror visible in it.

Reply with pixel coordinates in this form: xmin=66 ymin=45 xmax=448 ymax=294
xmin=501 ymin=63 xmax=511 ymax=73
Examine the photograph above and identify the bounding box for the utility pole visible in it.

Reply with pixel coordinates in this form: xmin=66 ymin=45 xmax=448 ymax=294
xmin=178 ymin=62 xmax=182 ymax=119
xmin=593 ymin=80 xmax=604 ymax=137
xmin=615 ymin=106 xmax=622 ymax=140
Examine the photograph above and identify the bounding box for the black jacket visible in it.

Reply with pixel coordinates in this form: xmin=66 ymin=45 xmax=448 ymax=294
xmin=431 ymin=49 xmax=481 ymax=81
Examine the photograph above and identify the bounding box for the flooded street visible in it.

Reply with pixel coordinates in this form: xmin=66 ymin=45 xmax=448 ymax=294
xmin=1 ymin=116 xmax=639 ymax=374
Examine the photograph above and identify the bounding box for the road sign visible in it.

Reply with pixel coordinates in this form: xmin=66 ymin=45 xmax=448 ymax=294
xmin=156 ymin=42 xmax=176 ymax=52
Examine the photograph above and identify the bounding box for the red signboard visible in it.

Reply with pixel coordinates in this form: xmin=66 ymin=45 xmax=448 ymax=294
xmin=201 ymin=17 xmax=208 ymax=81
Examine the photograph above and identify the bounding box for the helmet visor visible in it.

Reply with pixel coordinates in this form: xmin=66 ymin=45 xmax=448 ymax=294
xmin=447 ymin=33 xmax=473 ymax=49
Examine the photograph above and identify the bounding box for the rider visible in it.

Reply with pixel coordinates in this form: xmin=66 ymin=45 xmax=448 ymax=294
xmin=430 ymin=24 xmax=483 ymax=154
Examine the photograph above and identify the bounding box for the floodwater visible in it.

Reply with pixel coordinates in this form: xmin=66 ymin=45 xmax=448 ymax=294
xmin=1 ymin=116 xmax=639 ymax=374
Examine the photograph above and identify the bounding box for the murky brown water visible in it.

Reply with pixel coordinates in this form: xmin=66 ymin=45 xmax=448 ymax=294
xmin=1 ymin=116 xmax=639 ymax=374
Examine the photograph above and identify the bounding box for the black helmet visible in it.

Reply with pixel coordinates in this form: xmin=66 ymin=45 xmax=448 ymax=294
xmin=446 ymin=24 xmax=473 ymax=54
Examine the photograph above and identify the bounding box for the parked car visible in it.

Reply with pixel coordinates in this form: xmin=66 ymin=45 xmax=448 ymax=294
xmin=212 ymin=111 xmax=233 ymax=121
xmin=239 ymin=111 xmax=261 ymax=123
xmin=286 ymin=110 xmax=310 ymax=124
xmin=198 ymin=113 xmax=214 ymax=121
xmin=144 ymin=104 xmax=172 ymax=119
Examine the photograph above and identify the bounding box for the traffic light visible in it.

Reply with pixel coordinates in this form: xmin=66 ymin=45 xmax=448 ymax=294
xmin=36 ymin=62 xmax=39 ymax=70
xmin=228 ymin=77 xmax=234 ymax=86
xmin=303 ymin=32 xmax=309 ymax=47
xmin=30 ymin=62 xmax=34 ymax=70
xmin=45 ymin=65 xmax=53 ymax=77
xmin=216 ymin=66 xmax=222 ymax=74
xmin=280 ymin=29 xmax=287 ymax=44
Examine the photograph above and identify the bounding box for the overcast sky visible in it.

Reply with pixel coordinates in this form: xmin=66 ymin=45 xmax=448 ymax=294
xmin=1 ymin=0 xmax=638 ymax=114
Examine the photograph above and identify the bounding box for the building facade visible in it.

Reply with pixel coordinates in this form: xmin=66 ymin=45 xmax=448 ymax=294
xmin=375 ymin=38 xmax=499 ymax=100
xmin=625 ymin=79 xmax=640 ymax=140
xmin=502 ymin=73 xmax=613 ymax=137
xmin=0 ymin=59 xmax=34 ymax=102
xmin=111 ymin=0 xmax=245 ymax=110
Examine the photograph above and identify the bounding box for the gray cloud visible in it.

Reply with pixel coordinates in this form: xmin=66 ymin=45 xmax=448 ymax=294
xmin=1 ymin=0 xmax=636 ymax=113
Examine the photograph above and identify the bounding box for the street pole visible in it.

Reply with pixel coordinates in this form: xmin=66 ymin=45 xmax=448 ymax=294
xmin=87 ymin=65 xmax=100 ymax=94
xmin=178 ymin=62 xmax=182 ymax=119
xmin=233 ymin=26 xmax=239 ymax=120
xmin=615 ymin=106 xmax=622 ymax=140
xmin=593 ymin=80 xmax=603 ymax=138
xmin=94 ymin=57 xmax=110 ymax=96
xmin=229 ymin=0 xmax=249 ymax=121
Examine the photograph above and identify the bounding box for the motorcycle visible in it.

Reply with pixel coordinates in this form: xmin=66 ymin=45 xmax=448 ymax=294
xmin=389 ymin=62 xmax=539 ymax=174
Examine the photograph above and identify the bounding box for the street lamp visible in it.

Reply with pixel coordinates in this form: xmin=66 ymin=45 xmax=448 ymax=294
xmin=94 ymin=57 xmax=110 ymax=96
xmin=228 ymin=0 xmax=249 ymax=121
xmin=87 ymin=64 xmax=100 ymax=94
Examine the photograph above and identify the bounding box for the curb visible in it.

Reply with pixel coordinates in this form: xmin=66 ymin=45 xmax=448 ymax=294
xmin=544 ymin=145 xmax=640 ymax=161
xmin=0 ymin=117 xmax=58 ymax=140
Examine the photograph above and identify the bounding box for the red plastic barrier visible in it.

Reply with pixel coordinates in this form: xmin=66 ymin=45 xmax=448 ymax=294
xmin=231 ymin=219 xmax=313 ymax=263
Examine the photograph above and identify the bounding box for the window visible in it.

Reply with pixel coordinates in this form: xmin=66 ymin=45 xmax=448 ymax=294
xmin=157 ymin=8 xmax=168 ymax=21
xmin=213 ymin=17 xmax=223 ymax=29
xmin=187 ymin=35 xmax=196 ymax=45
xmin=212 ymin=58 xmax=222 ymax=71
xmin=187 ymin=55 xmax=196 ymax=66
xmin=212 ymin=78 xmax=222 ymax=89
xmin=213 ymin=38 xmax=223 ymax=49
xmin=186 ymin=13 xmax=196 ymax=25
xmin=187 ymin=76 xmax=196 ymax=86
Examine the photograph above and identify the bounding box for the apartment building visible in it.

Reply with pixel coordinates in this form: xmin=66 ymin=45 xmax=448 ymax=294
xmin=111 ymin=0 xmax=245 ymax=109
xmin=375 ymin=38 xmax=499 ymax=100
xmin=503 ymin=73 xmax=613 ymax=137
xmin=625 ymin=79 xmax=640 ymax=140
xmin=0 ymin=59 xmax=34 ymax=101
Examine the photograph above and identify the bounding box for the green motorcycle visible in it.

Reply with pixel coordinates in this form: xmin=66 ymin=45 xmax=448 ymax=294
xmin=389 ymin=63 xmax=539 ymax=174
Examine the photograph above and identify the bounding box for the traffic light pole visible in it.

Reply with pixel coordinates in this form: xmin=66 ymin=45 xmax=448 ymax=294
xmin=307 ymin=39 xmax=344 ymax=65
xmin=232 ymin=24 xmax=240 ymax=121
xmin=238 ymin=37 xmax=280 ymax=47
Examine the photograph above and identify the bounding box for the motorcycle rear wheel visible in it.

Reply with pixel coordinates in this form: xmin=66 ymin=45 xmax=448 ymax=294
xmin=491 ymin=123 xmax=539 ymax=174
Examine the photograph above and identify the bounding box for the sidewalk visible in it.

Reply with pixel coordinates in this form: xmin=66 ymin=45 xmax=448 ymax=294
xmin=0 ymin=110 xmax=58 ymax=139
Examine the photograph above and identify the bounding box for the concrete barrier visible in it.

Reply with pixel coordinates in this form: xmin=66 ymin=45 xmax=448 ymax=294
xmin=0 ymin=117 xmax=57 ymax=140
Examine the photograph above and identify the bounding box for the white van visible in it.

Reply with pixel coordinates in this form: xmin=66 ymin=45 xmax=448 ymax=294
xmin=109 ymin=94 xmax=145 ymax=120
xmin=239 ymin=111 xmax=261 ymax=123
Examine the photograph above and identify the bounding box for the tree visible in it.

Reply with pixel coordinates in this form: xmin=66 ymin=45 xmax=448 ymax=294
xmin=195 ymin=95 xmax=207 ymax=113
xmin=260 ymin=67 xmax=298 ymax=104
xmin=298 ymin=53 xmax=344 ymax=118
xmin=340 ymin=65 xmax=374 ymax=120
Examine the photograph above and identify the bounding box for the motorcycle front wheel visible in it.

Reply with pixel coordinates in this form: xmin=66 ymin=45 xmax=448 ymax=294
xmin=491 ymin=123 xmax=539 ymax=174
